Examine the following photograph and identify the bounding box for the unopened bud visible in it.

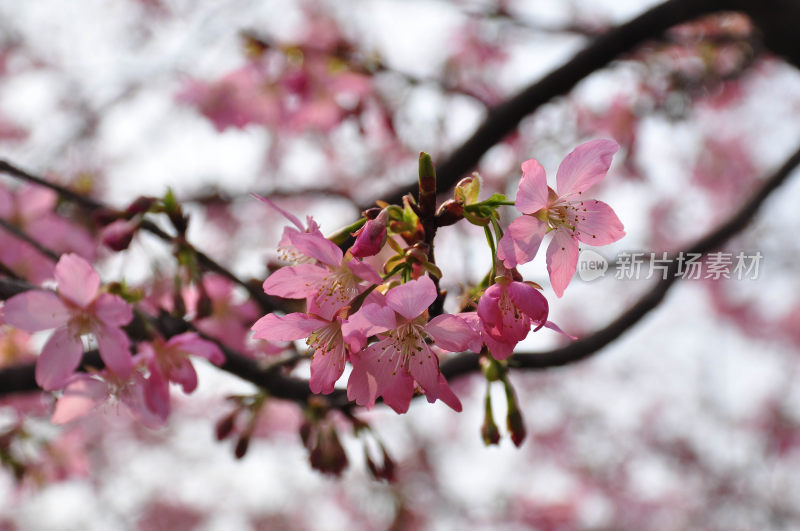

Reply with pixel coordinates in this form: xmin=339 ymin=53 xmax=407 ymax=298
xmin=481 ymin=392 xmax=501 ymax=446
xmin=125 ymin=196 xmax=157 ymax=216
xmin=215 ymin=411 xmax=237 ymax=441
xmin=234 ymin=434 xmax=250 ymax=459
xmin=309 ymin=427 xmax=348 ymax=476
xmin=350 ymin=208 xmax=388 ymax=258
xmin=435 ymin=199 xmax=464 ymax=227
xmin=100 ymin=219 xmax=139 ymax=251
xmin=504 ymin=383 xmax=526 ymax=447
xmin=454 ymin=172 xmax=481 ymax=205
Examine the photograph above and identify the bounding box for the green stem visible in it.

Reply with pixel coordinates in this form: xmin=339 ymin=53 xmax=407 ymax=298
xmin=484 ymin=226 xmax=496 ymax=282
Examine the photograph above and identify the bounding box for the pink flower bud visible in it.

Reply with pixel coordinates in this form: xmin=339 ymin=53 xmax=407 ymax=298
xmin=350 ymin=208 xmax=388 ymax=258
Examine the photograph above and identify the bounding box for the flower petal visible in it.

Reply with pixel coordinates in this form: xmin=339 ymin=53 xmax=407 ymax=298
xmin=51 ymin=375 xmax=108 ymax=424
xmin=546 ymin=230 xmax=580 ymax=297
xmin=497 ymin=215 xmax=546 ymax=269
xmin=426 ymin=314 xmax=478 ymax=352
xmin=483 ymin=333 xmax=515 ymax=360
xmin=36 ymin=327 xmax=84 ymax=390
xmin=290 ymin=232 xmax=343 ymax=268
xmin=508 ymin=282 xmax=549 ymax=328
xmin=515 ymin=159 xmax=549 ymax=214
xmin=556 ymin=139 xmax=618 ymax=197
xmin=251 ymin=194 xmax=304 ymax=231
xmin=95 ymin=323 xmax=133 ymax=379
xmin=435 ymin=373 xmax=462 ymax=412
xmin=3 ymin=291 xmax=70 ymax=331
xmin=93 ymin=293 xmax=133 ymax=327
xmin=309 ymin=338 xmax=347 ymax=395
xmin=385 ymin=276 xmax=436 ymax=320
xmin=345 ymin=259 xmax=382 ymax=285
xmin=166 ymin=332 xmax=225 ymax=365
xmin=262 ymin=264 xmax=328 ymax=299
xmin=573 ymin=199 xmax=625 ymax=245
xmin=251 ymin=312 xmax=325 ymax=341
xmin=55 ymin=253 xmax=99 ymax=308
xmin=407 ymin=342 xmax=440 ymax=403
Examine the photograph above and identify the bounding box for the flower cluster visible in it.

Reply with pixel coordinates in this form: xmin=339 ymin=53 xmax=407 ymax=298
xmin=252 ymin=143 xmax=623 ymax=411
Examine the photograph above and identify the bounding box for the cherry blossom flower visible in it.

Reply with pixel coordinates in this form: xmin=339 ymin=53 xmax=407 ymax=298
xmin=253 ymin=308 xmax=357 ymax=394
xmin=476 ymin=278 xmax=549 ymax=360
xmin=347 ymin=276 xmax=477 ymax=413
xmin=137 ymin=332 xmax=224 ymax=419
xmin=497 ymin=139 xmax=625 ymax=297
xmin=51 ymin=370 xmax=166 ymax=428
xmin=3 ymin=254 xmax=133 ymax=390
xmin=262 ymin=229 xmax=382 ymax=321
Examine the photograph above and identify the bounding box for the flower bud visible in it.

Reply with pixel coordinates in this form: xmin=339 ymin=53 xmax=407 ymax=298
xmin=435 ymin=199 xmax=464 ymax=227
xmin=454 ymin=172 xmax=481 ymax=205
xmin=309 ymin=426 xmax=348 ymax=476
xmin=234 ymin=434 xmax=250 ymax=459
xmin=481 ymin=392 xmax=501 ymax=446
xmin=215 ymin=411 xmax=237 ymax=441
xmin=350 ymin=208 xmax=388 ymax=258
xmin=100 ymin=219 xmax=139 ymax=251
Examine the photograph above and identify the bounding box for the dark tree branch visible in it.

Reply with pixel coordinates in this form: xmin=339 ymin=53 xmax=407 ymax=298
xmin=0 ymin=160 xmax=278 ymax=313
xmin=370 ymin=0 xmax=800 ymax=211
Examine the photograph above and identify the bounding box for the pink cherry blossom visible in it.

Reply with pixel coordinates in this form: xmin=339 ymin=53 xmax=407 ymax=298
xmin=346 ymin=276 xmax=477 ymax=413
xmin=497 ymin=139 xmax=625 ymax=297
xmin=262 ymin=229 xmax=382 ymax=321
xmin=252 ymin=308 xmax=359 ymax=395
xmin=3 ymin=254 xmax=133 ymax=390
xmin=51 ymin=370 xmax=166 ymax=429
xmin=137 ymin=332 xmax=225 ymax=419
xmin=476 ymin=278 xmax=549 ymax=360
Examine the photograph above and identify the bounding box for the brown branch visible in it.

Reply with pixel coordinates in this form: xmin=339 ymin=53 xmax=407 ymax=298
xmin=0 ymin=159 xmax=277 ymax=313
xmin=370 ymin=0 xmax=800 ymax=210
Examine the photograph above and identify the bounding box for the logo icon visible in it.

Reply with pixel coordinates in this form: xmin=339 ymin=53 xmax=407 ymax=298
xmin=577 ymin=249 xmax=608 ymax=281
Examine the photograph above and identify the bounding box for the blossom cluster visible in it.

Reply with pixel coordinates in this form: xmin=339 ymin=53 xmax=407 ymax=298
xmin=250 ymin=140 xmax=624 ymax=412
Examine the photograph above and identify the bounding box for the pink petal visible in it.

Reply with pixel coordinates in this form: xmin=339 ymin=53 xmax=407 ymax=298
xmin=290 ymin=232 xmax=343 ymax=268
xmin=508 ymin=282 xmax=549 ymax=328
xmin=93 ymin=293 xmax=133 ymax=327
xmin=251 ymin=312 xmax=325 ymax=341
xmin=251 ymin=194 xmax=304 ymax=231
xmin=435 ymin=373 xmax=462 ymax=412
xmin=169 ymin=358 xmax=199 ymax=393
xmin=166 ymin=332 xmax=225 ymax=365
xmin=546 ymin=230 xmax=580 ymax=298
xmin=497 ymin=215 xmax=547 ymax=269
xmin=573 ymin=199 xmax=625 ymax=245
xmin=51 ymin=375 xmax=108 ymax=424
xmin=36 ymin=327 xmax=84 ymax=390
xmin=18 ymin=186 xmax=58 ymax=221
xmin=262 ymin=264 xmax=328 ymax=299
xmin=55 ymin=253 xmax=100 ymax=308
xmin=144 ymin=362 xmax=171 ymax=418
xmin=3 ymin=291 xmax=70 ymax=331
xmin=556 ymin=139 xmax=619 ymax=197
xmin=94 ymin=323 xmax=133 ymax=379
xmin=309 ymin=338 xmax=347 ymax=394
xmin=544 ymin=320 xmax=578 ymax=340
xmin=347 ymin=351 xmax=380 ymax=408
xmin=426 ymin=314 xmax=478 ymax=352
xmin=406 ymin=342 xmax=440 ymax=403
xmin=345 ymin=259 xmax=382 ymax=285
xmin=453 ymin=312 xmax=485 ymax=353
xmin=380 ymin=371 xmax=415 ymax=414
xmin=483 ymin=333 xmax=515 ymax=360
xmin=477 ymin=284 xmax=504 ymax=337
xmin=385 ymin=276 xmax=437 ymax=320
xmin=344 ymin=303 xmax=396 ymax=338
xmin=124 ymin=371 xmax=168 ymax=428
xmin=515 ymin=159 xmax=550 ymax=214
